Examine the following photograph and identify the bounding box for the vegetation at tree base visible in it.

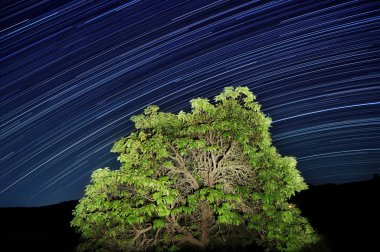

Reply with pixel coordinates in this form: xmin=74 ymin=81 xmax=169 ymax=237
xmin=71 ymin=86 xmax=319 ymax=251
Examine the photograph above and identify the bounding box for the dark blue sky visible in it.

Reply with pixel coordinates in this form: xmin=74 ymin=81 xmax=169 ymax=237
xmin=1 ymin=0 xmax=379 ymax=207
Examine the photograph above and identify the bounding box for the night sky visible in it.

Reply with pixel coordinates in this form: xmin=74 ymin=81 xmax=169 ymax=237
xmin=1 ymin=0 xmax=379 ymax=207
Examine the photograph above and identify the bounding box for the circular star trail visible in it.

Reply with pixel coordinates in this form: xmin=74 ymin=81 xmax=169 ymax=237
xmin=1 ymin=0 xmax=380 ymax=206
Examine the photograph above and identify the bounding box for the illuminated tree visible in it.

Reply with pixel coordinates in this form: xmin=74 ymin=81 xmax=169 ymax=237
xmin=71 ymin=86 xmax=318 ymax=251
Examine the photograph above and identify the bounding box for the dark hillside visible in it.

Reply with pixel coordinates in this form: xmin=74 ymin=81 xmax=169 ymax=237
xmin=0 ymin=175 xmax=379 ymax=251
xmin=292 ymin=174 xmax=380 ymax=251
xmin=0 ymin=200 xmax=79 ymax=251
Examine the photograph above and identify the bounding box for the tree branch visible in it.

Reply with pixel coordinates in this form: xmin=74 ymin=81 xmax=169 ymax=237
xmin=132 ymin=225 xmax=152 ymax=243
xmin=167 ymin=166 xmax=199 ymax=190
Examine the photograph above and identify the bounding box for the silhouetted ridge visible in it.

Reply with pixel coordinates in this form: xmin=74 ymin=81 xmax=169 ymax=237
xmin=1 ymin=177 xmax=379 ymax=251
xmin=0 ymin=200 xmax=79 ymax=251
xmin=291 ymin=174 xmax=380 ymax=251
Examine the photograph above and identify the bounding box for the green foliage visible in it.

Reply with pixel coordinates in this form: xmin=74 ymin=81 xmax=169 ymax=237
xmin=71 ymin=86 xmax=319 ymax=251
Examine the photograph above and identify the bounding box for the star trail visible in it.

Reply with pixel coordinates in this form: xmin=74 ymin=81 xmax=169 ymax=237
xmin=1 ymin=0 xmax=379 ymax=207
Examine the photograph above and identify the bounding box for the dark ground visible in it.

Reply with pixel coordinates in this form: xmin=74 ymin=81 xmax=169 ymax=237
xmin=1 ymin=175 xmax=379 ymax=251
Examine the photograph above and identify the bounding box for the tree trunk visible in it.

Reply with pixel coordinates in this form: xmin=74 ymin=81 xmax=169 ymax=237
xmin=199 ymin=203 xmax=213 ymax=250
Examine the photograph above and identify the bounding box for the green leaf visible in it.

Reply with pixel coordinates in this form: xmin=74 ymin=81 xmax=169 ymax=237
xmin=153 ymin=219 xmax=165 ymax=230
xmin=126 ymin=215 xmax=139 ymax=225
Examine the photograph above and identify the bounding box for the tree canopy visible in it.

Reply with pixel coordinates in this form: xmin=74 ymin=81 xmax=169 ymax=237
xmin=71 ymin=86 xmax=318 ymax=251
